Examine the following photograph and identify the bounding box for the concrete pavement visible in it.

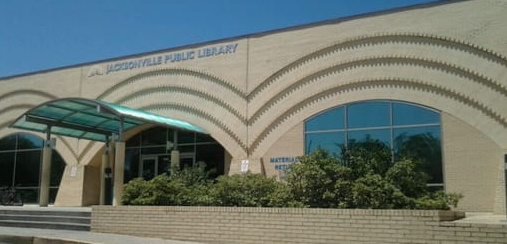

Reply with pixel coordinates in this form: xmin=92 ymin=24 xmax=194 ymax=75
xmin=0 ymin=226 xmax=206 ymax=244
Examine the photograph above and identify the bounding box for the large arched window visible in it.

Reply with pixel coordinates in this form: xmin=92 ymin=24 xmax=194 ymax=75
xmin=0 ymin=133 xmax=66 ymax=203
xmin=124 ymin=127 xmax=225 ymax=182
xmin=304 ymin=100 xmax=442 ymax=189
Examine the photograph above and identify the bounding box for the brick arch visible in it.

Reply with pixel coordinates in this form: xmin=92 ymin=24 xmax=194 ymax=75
xmin=81 ymin=68 xmax=249 ymax=162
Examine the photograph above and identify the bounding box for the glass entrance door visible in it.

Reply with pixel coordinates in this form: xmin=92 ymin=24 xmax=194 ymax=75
xmin=180 ymin=153 xmax=195 ymax=169
xmin=139 ymin=156 xmax=158 ymax=180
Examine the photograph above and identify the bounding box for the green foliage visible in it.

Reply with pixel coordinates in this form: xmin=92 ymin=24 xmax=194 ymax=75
xmin=285 ymin=150 xmax=353 ymax=208
xmin=351 ymin=174 xmax=415 ymax=209
xmin=211 ymin=172 xmax=288 ymax=207
xmin=284 ymin=146 xmax=462 ymax=210
xmin=122 ymin=174 xmax=189 ymax=205
xmin=341 ymin=140 xmax=392 ymax=178
xmin=122 ymin=162 xmax=215 ymax=206
xmin=415 ymin=191 xmax=463 ymax=210
xmin=122 ymin=142 xmax=463 ymax=210
xmin=385 ymin=160 xmax=428 ymax=198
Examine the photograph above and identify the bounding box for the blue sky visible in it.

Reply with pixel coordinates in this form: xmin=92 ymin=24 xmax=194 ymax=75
xmin=0 ymin=0 xmax=446 ymax=78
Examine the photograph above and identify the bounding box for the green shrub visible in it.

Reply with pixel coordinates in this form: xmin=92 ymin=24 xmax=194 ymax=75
xmin=341 ymin=140 xmax=392 ymax=178
xmin=352 ymin=174 xmax=412 ymax=209
xmin=211 ymin=172 xmax=288 ymax=207
xmin=122 ymin=162 xmax=216 ymax=206
xmin=122 ymin=144 xmax=463 ymax=210
xmin=385 ymin=159 xmax=428 ymax=198
xmin=415 ymin=191 xmax=463 ymax=210
xmin=122 ymin=174 xmax=189 ymax=205
xmin=285 ymin=150 xmax=353 ymax=208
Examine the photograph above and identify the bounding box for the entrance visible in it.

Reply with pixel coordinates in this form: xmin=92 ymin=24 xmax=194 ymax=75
xmin=180 ymin=153 xmax=195 ymax=169
xmin=139 ymin=153 xmax=195 ymax=180
xmin=139 ymin=155 xmax=158 ymax=180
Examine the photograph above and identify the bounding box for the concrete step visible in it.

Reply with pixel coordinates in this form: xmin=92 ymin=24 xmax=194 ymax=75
xmin=0 ymin=208 xmax=91 ymax=231
xmin=0 ymin=214 xmax=90 ymax=224
xmin=0 ymin=220 xmax=90 ymax=231
xmin=0 ymin=209 xmax=90 ymax=218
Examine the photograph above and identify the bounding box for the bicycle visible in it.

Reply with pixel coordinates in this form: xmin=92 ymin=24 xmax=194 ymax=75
xmin=0 ymin=186 xmax=23 ymax=206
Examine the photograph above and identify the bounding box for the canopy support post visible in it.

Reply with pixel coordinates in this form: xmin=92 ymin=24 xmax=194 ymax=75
xmin=100 ymin=136 xmax=112 ymax=205
xmin=39 ymin=126 xmax=53 ymax=207
xmin=113 ymin=117 xmax=125 ymax=206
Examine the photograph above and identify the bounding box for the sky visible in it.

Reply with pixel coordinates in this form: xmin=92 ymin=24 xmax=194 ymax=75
xmin=0 ymin=0 xmax=448 ymax=78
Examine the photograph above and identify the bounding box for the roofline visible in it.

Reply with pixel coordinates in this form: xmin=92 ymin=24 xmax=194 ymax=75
xmin=0 ymin=0 xmax=463 ymax=80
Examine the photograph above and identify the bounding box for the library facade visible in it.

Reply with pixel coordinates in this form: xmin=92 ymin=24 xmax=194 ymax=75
xmin=0 ymin=0 xmax=505 ymax=214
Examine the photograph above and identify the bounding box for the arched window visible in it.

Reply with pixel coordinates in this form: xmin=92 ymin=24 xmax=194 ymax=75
xmin=0 ymin=133 xmax=66 ymax=203
xmin=124 ymin=127 xmax=225 ymax=182
xmin=304 ymin=100 xmax=442 ymax=189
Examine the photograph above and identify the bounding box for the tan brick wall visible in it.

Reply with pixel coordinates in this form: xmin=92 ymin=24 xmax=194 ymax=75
xmin=261 ymin=122 xmax=304 ymax=180
xmin=92 ymin=206 xmax=507 ymax=244
xmin=442 ymin=112 xmax=505 ymax=213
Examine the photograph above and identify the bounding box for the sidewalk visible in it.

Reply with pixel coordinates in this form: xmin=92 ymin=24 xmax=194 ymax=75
xmin=453 ymin=212 xmax=507 ymax=225
xmin=0 ymin=226 xmax=205 ymax=244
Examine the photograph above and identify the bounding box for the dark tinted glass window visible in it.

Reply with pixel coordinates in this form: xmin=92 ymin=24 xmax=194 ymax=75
xmin=305 ymin=132 xmax=345 ymax=157
xmin=0 ymin=152 xmax=15 ymax=186
xmin=124 ymin=148 xmax=140 ymax=182
xmin=196 ymin=144 xmax=224 ymax=175
xmin=196 ymin=133 xmax=215 ymax=143
xmin=15 ymin=151 xmax=42 ymax=187
xmin=0 ymin=133 xmax=66 ymax=204
xmin=305 ymin=107 xmax=344 ymax=131
xmin=141 ymin=146 xmax=165 ymax=155
xmin=124 ymin=127 xmax=225 ymax=183
xmin=17 ymin=188 xmax=38 ymax=204
xmin=17 ymin=133 xmax=43 ymax=150
xmin=178 ymin=131 xmax=195 ymax=144
xmin=0 ymin=135 xmax=16 ymax=151
xmin=126 ymin=133 xmax=141 ymax=147
xmin=347 ymin=101 xmax=390 ymax=128
xmin=158 ymin=155 xmax=171 ymax=175
xmin=141 ymin=127 xmax=166 ymax=146
xmin=392 ymin=103 xmax=439 ymax=126
xmin=178 ymin=145 xmax=195 ymax=153
xmin=393 ymin=126 xmax=442 ymax=184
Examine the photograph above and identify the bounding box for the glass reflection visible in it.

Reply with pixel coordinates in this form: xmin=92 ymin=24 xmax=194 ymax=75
xmin=305 ymin=107 xmax=344 ymax=132
xmin=394 ymin=126 xmax=442 ymax=183
xmin=306 ymin=132 xmax=345 ymax=157
xmin=0 ymin=135 xmax=16 ymax=151
xmin=392 ymin=103 xmax=439 ymax=126
xmin=304 ymin=100 xmax=443 ymax=186
xmin=347 ymin=101 xmax=390 ymax=128
xmin=347 ymin=129 xmax=390 ymax=147
xmin=0 ymin=133 xmax=66 ymax=204
xmin=17 ymin=134 xmax=43 ymax=150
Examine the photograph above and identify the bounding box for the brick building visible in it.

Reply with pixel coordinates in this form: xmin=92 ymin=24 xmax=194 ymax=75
xmin=0 ymin=0 xmax=505 ymax=214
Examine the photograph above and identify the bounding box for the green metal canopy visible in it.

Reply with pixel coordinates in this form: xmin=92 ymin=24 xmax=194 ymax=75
xmin=10 ymin=98 xmax=206 ymax=142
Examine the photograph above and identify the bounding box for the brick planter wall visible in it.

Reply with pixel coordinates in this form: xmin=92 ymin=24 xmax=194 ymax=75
xmin=91 ymin=206 xmax=507 ymax=244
